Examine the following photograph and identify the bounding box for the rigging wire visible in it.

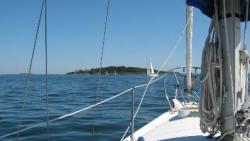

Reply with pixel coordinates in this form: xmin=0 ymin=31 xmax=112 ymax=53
xmin=0 ymin=66 xmax=185 ymax=139
xmin=243 ymin=0 xmax=250 ymax=113
xmin=173 ymin=71 xmax=186 ymax=102
xmin=3 ymin=1 xmax=201 ymax=140
xmin=8 ymin=1 xmax=247 ymax=140
xmin=0 ymin=66 xmax=196 ymax=139
xmin=243 ymin=0 xmax=249 ymax=47
xmin=16 ymin=0 xmax=45 ymax=140
xmin=163 ymin=79 xmax=173 ymax=111
xmin=213 ymin=0 xmax=223 ymax=120
xmin=222 ymin=0 xmax=235 ymax=109
xmin=134 ymin=11 xmax=192 ymax=119
xmin=120 ymin=15 xmax=192 ymax=141
xmin=44 ymin=0 xmax=50 ymax=140
xmin=92 ymin=0 xmax=111 ymax=138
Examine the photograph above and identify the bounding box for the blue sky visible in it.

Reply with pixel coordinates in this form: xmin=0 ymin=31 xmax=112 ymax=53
xmin=0 ymin=0 xmax=211 ymax=74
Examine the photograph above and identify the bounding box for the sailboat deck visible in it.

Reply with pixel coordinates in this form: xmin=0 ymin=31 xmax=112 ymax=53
xmin=124 ymin=111 xmax=216 ymax=141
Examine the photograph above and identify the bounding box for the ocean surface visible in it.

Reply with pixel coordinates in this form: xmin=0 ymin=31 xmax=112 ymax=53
xmin=0 ymin=74 xmax=200 ymax=141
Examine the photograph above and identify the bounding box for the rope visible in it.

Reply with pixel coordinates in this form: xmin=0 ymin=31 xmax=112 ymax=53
xmin=5 ymin=2 xmax=197 ymax=139
xmin=50 ymin=88 xmax=132 ymax=122
xmin=199 ymin=0 xmax=226 ymax=135
xmin=163 ymin=79 xmax=173 ymax=111
xmin=92 ymin=0 xmax=111 ymax=137
xmin=44 ymin=0 xmax=49 ymax=140
xmin=243 ymin=0 xmax=249 ymax=47
xmin=193 ymin=90 xmax=200 ymax=101
xmin=120 ymin=67 xmax=192 ymax=141
xmin=217 ymin=130 xmax=234 ymax=141
xmin=173 ymin=71 xmax=186 ymax=102
xmin=16 ymin=0 xmax=45 ymax=140
xmin=1 ymin=66 xmax=186 ymax=139
xmin=200 ymin=38 xmax=222 ymax=134
xmin=130 ymin=88 xmax=135 ymax=140
xmin=119 ymin=70 xmax=179 ymax=141
xmin=120 ymin=72 xmax=194 ymax=141
xmin=120 ymin=15 xmax=192 ymax=140
xmin=222 ymin=0 xmax=235 ymax=109
xmin=120 ymin=73 xmax=172 ymax=141
xmin=173 ymin=72 xmax=179 ymax=99
xmin=134 ymin=11 xmax=192 ymax=119
xmin=213 ymin=0 xmax=223 ymax=123
xmin=213 ymin=0 xmax=223 ymax=109
xmin=0 ymin=88 xmax=132 ymax=139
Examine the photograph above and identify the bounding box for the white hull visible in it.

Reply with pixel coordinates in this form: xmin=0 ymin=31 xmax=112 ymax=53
xmin=147 ymin=73 xmax=159 ymax=77
xmin=123 ymin=110 xmax=214 ymax=141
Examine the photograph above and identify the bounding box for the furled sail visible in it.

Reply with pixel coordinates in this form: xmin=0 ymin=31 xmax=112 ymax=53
xmin=186 ymin=0 xmax=250 ymax=21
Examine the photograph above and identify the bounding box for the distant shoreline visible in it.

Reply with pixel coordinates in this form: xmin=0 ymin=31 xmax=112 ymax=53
xmin=66 ymin=66 xmax=166 ymax=75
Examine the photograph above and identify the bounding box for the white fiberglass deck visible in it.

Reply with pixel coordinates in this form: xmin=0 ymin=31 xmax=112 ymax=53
xmin=124 ymin=111 xmax=216 ymax=141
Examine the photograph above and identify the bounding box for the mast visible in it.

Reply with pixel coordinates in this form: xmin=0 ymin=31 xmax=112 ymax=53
xmin=186 ymin=5 xmax=193 ymax=95
xmin=187 ymin=0 xmax=249 ymax=140
xmin=218 ymin=0 xmax=239 ymax=136
xmin=217 ymin=0 xmax=248 ymax=140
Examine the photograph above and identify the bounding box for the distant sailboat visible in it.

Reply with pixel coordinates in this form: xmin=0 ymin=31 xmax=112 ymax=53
xmin=4 ymin=1 xmax=250 ymax=141
xmin=147 ymin=58 xmax=158 ymax=77
xmin=114 ymin=66 xmax=118 ymax=75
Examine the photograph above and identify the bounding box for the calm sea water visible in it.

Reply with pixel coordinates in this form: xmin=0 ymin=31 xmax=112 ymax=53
xmin=0 ymin=74 xmax=199 ymax=141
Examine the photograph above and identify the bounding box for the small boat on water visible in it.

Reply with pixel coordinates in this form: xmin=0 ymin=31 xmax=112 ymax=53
xmin=2 ymin=0 xmax=250 ymax=141
xmin=147 ymin=58 xmax=159 ymax=77
xmin=105 ymin=71 xmax=109 ymax=75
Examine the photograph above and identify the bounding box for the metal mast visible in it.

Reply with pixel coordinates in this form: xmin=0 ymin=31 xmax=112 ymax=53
xmin=218 ymin=0 xmax=248 ymax=140
xmin=187 ymin=0 xmax=249 ymax=140
xmin=186 ymin=5 xmax=193 ymax=95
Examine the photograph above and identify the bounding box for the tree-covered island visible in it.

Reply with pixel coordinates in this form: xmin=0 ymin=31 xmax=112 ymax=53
xmin=66 ymin=66 xmax=165 ymax=75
